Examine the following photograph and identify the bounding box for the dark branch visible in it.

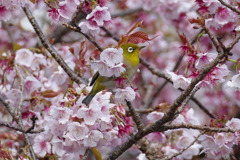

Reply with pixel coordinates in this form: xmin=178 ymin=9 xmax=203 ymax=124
xmin=22 ymin=6 xmax=87 ymax=85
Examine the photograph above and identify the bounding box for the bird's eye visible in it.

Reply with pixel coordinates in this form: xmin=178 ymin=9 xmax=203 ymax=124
xmin=128 ymin=47 xmax=134 ymax=53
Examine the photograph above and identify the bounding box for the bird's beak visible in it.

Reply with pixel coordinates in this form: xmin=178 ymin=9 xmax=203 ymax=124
xmin=139 ymin=46 xmax=145 ymax=50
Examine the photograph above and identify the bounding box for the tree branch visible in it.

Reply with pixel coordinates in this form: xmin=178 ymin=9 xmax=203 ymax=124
xmin=126 ymin=101 xmax=144 ymax=131
xmin=22 ymin=6 xmax=87 ymax=85
xmin=162 ymin=124 xmax=236 ymax=133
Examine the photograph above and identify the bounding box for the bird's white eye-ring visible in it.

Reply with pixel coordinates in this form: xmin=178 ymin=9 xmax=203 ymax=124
xmin=128 ymin=47 xmax=134 ymax=53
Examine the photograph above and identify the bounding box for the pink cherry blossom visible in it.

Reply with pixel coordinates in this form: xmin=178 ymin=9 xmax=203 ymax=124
xmin=83 ymin=130 xmax=103 ymax=147
xmin=79 ymin=20 xmax=100 ymax=36
xmin=50 ymin=67 xmax=69 ymax=86
xmin=5 ymin=89 xmax=21 ymax=107
xmin=31 ymin=53 xmax=47 ymax=70
xmin=15 ymin=49 xmax=34 ymax=67
xmin=195 ymin=52 xmax=217 ymax=69
xmin=146 ymin=111 xmax=164 ymax=122
xmin=76 ymin=106 xmax=102 ymax=125
xmin=110 ymin=63 xmax=126 ymax=77
xmin=214 ymin=133 xmax=226 ymax=146
xmin=47 ymin=8 xmax=60 ymax=23
xmin=100 ymin=48 xmax=123 ymax=66
xmin=166 ymin=70 xmax=191 ymax=89
xmin=162 ymin=146 xmax=178 ymax=156
xmin=214 ymin=7 xmax=234 ymax=25
xmin=33 ymin=135 xmax=51 ymax=157
xmin=227 ymin=72 xmax=240 ymax=89
xmin=91 ymin=60 xmax=125 ymax=77
xmin=205 ymin=18 xmax=221 ymax=29
xmin=0 ymin=5 xmax=11 ymax=21
xmin=181 ymin=144 xmax=202 ymax=159
xmin=58 ymin=0 xmax=77 ymax=20
xmin=91 ymin=47 xmax=125 ymax=77
xmin=146 ymin=132 xmax=166 ymax=143
xmin=202 ymin=0 xmax=221 ymax=13
xmin=199 ymin=134 xmax=217 ymax=152
xmin=226 ymin=118 xmax=240 ymax=130
xmin=23 ymin=76 xmax=42 ymax=98
xmin=51 ymin=137 xmax=65 ymax=156
xmin=65 ymin=122 xmax=89 ymax=141
xmin=49 ymin=105 xmax=73 ymax=124
xmin=114 ymin=86 xmax=136 ymax=103
xmin=86 ymin=6 xmax=111 ymax=26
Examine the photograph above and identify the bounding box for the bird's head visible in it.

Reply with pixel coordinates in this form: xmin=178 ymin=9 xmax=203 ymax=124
xmin=120 ymin=43 xmax=145 ymax=67
xmin=121 ymin=43 xmax=145 ymax=56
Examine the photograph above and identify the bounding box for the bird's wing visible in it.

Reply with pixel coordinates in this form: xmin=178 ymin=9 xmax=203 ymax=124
xmin=90 ymin=72 xmax=99 ymax=86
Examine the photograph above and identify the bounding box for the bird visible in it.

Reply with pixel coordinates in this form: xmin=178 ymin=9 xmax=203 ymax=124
xmin=82 ymin=43 xmax=145 ymax=105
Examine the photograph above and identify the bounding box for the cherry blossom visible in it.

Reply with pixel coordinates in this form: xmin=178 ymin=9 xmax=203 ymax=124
xmin=49 ymin=105 xmax=73 ymax=124
xmin=1 ymin=0 xmax=240 ymax=159
xmin=195 ymin=52 xmax=217 ymax=69
xmin=83 ymin=130 xmax=103 ymax=147
xmin=76 ymin=105 xmax=102 ymax=125
xmin=15 ymin=49 xmax=34 ymax=67
xmin=227 ymin=72 xmax=240 ymax=89
xmin=86 ymin=6 xmax=111 ymax=26
xmin=32 ymin=135 xmax=51 ymax=157
xmin=64 ymin=122 xmax=89 ymax=141
xmin=79 ymin=20 xmax=100 ymax=36
xmin=47 ymin=8 xmax=60 ymax=23
xmin=90 ymin=47 xmax=126 ymax=77
xmin=58 ymin=0 xmax=77 ymax=20
xmin=0 ymin=5 xmax=11 ymax=21
xmin=23 ymin=76 xmax=42 ymax=98
xmin=100 ymin=48 xmax=123 ymax=66
xmin=114 ymin=86 xmax=136 ymax=103
xmin=226 ymin=118 xmax=240 ymax=130
xmin=214 ymin=7 xmax=234 ymax=25
xmin=166 ymin=70 xmax=191 ymax=89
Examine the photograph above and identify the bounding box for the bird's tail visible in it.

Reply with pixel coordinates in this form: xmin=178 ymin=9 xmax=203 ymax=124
xmin=82 ymin=92 xmax=94 ymax=106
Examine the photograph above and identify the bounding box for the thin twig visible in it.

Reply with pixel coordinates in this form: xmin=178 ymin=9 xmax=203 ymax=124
xmin=162 ymin=124 xmax=236 ymax=133
xmin=101 ymin=26 xmax=120 ymax=42
xmin=0 ymin=95 xmax=15 ymax=120
xmin=227 ymin=33 xmax=240 ymax=51
xmin=14 ymin=63 xmax=24 ymax=119
xmin=140 ymin=57 xmax=168 ymax=79
xmin=25 ymin=115 xmax=38 ymax=133
xmin=160 ymin=132 xmax=204 ymax=160
xmin=0 ymin=122 xmax=44 ymax=134
xmin=204 ymin=27 xmax=222 ymax=54
xmin=126 ymin=101 xmax=144 ymax=131
xmin=2 ymin=22 xmax=14 ymax=50
xmin=0 ymin=96 xmax=37 ymax=160
xmin=176 ymin=86 xmax=200 ymax=115
xmin=0 ymin=122 xmax=26 ymax=132
xmin=112 ymin=7 xmax=143 ymax=17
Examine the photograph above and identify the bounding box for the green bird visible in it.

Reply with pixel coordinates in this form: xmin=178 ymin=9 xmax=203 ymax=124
xmin=82 ymin=43 xmax=145 ymax=105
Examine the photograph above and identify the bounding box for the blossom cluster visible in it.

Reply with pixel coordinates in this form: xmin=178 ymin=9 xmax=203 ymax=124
xmin=1 ymin=0 xmax=240 ymax=159
xmin=79 ymin=5 xmax=111 ymax=36
xmin=1 ymin=46 xmax=134 ymax=159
